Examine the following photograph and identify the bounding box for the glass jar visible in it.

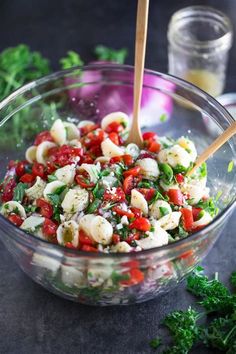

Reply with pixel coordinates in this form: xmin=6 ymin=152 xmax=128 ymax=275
xmin=168 ymin=6 xmax=233 ymax=97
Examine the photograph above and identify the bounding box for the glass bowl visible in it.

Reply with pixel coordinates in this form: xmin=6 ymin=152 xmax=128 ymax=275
xmin=0 ymin=64 xmax=235 ymax=306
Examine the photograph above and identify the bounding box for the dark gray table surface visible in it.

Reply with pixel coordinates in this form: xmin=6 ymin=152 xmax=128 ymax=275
xmin=0 ymin=0 xmax=236 ymax=353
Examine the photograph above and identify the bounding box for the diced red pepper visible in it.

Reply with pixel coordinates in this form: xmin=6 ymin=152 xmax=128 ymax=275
xmin=147 ymin=141 xmax=161 ymax=153
xmin=80 ymin=123 xmax=99 ymax=136
xmin=104 ymin=187 xmax=126 ymax=202
xmin=175 ymin=173 xmax=185 ymax=184
xmin=112 ymin=206 xmax=135 ymax=219
xmin=180 ymin=208 xmax=194 ymax=232
xmin=167 ymin=189 xmax=184 ymax=206
xmin=120 ymin=268 xmax=144 ymax=286
xmin=42 ymin=218 xmax=58 ymax=236
xmin=32 ymin=162 xmax=45 ymax=179
xmin=137 ymin=188 xmax=156 ymax=201
xmin=130 ymin=207 xmax=142 ymax=218
xmin=34 ymin=131 xmax=53 ymax=145
xmin=36 ymin=198 xmax=54 ymax=219
xmin=123 ymin=166 xmax=141 ymax=178
xmin=8 ymin=213 xmax=23 ymax=226
xmin=79 ymin=230 xmax=94 ymax=246
xmin=20 ymin=173 xmax=35 ymax=184
xmin=129 ymin=217 xmax=151 ymax=232
xmin=110 ymin=154 xmax=133 ymax=166
xmin=83 ymin=129 xmax=105 ymax=148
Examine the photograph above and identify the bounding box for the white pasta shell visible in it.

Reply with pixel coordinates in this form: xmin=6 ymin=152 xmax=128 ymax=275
xmin=21 ymin=215 xmax=45 ymax=232
xmin=192 ymin=211 xmax=212 ymax=228
xmin=43 ymin=181 xmax=66 ymax=201
xmin=68 ymin=139 xmax=82 ymax=148
xmin=136 ymin=226 xmax=169 ymax=249
xmin=159 ymin=180 xmax=179 ymax=192
xmin=61 ymin=265 xmax=85 ymax=287
xmin=101 ymin=138 xmax=124 ymax=158
xmin=25 ymin=145 xmax=37 ymax=163
xmin=90 ymin=216 xmax=113 ymax=245
xmin=177 ymin=137 xmax=197 ymax=162
xmin=149 ymin=200 xmax=172 ymax=219
xmin=158 ymin=145 xmax=192 ymax=169
xmin=61 ymin=187 xmax=89 ymax=214
xmin=1 ymin=201 xmax=26 ymax=218
xmin=31 ymin=253 xmax=61 ymax=274
xmin=136 ymin=158 xmax=159 ymax=179
xmin=79 ymin=163 xmax=101 ymax=183
xmin=111 ymin=241 xmax=132 ymax=253
xmin=25 ymin=176 xmax=46 ymax=200
xmin=155 ymin=211 xmax=181 ymax=230
xmin=36 ymin=141 xmax=57 ymax=165
xmin=131 ymin=189 xmax=148 ymax=216
xmin=101 ymin=111 xmax=129 ymax=131
xmin=181 ymin=177 xmax=207 ymax=204
xmin=94 ymin=156 xmax=110 ymax=164
xmin=79 ymin=214 xmax=96 ymax=237
xmin=54 ymin=164 xmax=76 ymax=185
xmin=50 ymin=119 xmax=67 ymax=145
xmin=125 ymin=143 xmax=140 ymax=159
xmin=57 ymin=220 xmax=79 ymax=247
xmin=63 ymin=122 xmax=80 ymax=140
xmin=77 ymin=120 xmax=94 ymax=128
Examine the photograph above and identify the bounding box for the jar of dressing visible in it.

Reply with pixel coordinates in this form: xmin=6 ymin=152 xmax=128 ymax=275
xmin=167 ymin=6 xmax=233 ymax=97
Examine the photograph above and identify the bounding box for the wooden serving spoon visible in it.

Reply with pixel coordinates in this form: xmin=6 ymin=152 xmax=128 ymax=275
xmin=126 ymin=0 xmax=150 ymax=147
xmin=187 ymin=120 xmax=236 ymax=176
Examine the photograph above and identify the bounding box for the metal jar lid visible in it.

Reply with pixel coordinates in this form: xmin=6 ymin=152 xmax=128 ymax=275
xmin=217 ymin=93 xmax=236 ymax=119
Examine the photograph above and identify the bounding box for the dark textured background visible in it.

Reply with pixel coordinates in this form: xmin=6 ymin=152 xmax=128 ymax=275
xmin=0 ymin=1 xmax=236 ymax=353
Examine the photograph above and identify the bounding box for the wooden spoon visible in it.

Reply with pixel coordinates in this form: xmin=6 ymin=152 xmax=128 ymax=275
xmin=187 ymin=120 xmax=236 ymax=176
xmin=126 ymin=0 xmax=149 ymax=147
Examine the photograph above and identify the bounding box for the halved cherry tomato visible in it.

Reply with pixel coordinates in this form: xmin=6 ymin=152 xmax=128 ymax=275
xmin=34 ymin=131 xmax=53 ymax=146
xmin=123 ymin=166 xmax=141 ymax=178
xmin=147 ymin=141 xmax=161 ymax=153
xmin=49 ymin=145 xmax=83 ymax=167
xmin=1 ymin=178 xmax=16 ymax=202
xmin=104 ymin=187 xmax=126 ymax=202
xmin=80 ymin=123 xmax=99 ymax=136
xmin=110 ymin=154 xmax=133 ymax=166
xmin=120 ymin=268 xmax=144 ymax=286
xmin=79 ymin=230 xmax=94 ymax=246
xmin=109 ymin=132 xmax=120 ymax=146
xmin=83 ymin=129 xmax=105 ymax=148
xmin=112 ymin=206 xmax=135 ymax=219
xmin=65 ymin=242 xmax=77 ymax=249
xmin=130 ymin=207 xmax=142 ymax=218
xmin=105 ymin=121 xmax=123 ymax=133
xmin=180 ymin=208 xmax=194 ymax=231
xmin=192 ymin=207 xmax=202 ymax=221
xmin=75 ymin=175 xmax=95 ymax=188
xmin=129 ymin=217 xmax=151 ymax=231
xmin=88 ymin=144 xmax=102 ymax=158
xmin=42 ymin=218 xmax=58 ymax=236
xmin=81 ymin=154 xmax=94 ymax=164
xmin=80 ymin=244 xmax=98 ymax=252
xmin=36 ymin=198 xmax=54 ymax=218
xmin=142 ymin=132 xmax=157 ymax=140
xmin=137 ymin=188 xmax=156 ymax=201
xmin=167 ymin=189 xmax=184 ymax=206
xmin=123 ymin=175 xmax=135 ymax=195
xmin=20 ymin=173 xmax=35 ymax=184
xmin=175 ymin=173 xmax=185 ymax=184
xmin=8 ymin=213 xmax=23 ymax=226
xmin=15 ymin=161 xmax=27 ymax=177
xmin=112 ymin=234 xmax=121 ymax=244
xmin=32 ymin=162 xmax=45 ymax=179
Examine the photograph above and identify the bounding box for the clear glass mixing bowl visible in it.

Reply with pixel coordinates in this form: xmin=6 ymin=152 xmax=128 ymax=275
xmin=0 ymin=64 xmax=235 ymax=305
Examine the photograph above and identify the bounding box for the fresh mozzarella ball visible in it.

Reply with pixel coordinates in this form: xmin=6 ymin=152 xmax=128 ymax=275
xmin=111 ymin=241 xmax=132 ymax=253
xmin=61 ymin=265 xmax=85 ymax=287
xmin=101 ymin=138 xmax=124 ymax=158
xmin=57 ymin=220 xmax=79 ymax=247
xmin=43 ymin=181 xmax=66 ymax=201
xmin=158 ymin=144 xmax=192 ymax=169
xmin=136 ymin=226 xmax=169 ymax=249
xmin=192 ymin=211 xmax=212 ymax=228
xmin=131 ymin=189 xmax=148 ymax=216
xmin=55 ymin=165 xmax=76 ymax=185
xmin=63 ymin=122 xmax=80 ymax=140
xmin=79 ymin=214 xmax=96 ymax=237
xmin=87 ymin=266 xmax=113 ymax=287
xmin=79 ymin=163 xmax=101 ymax=183
xmin=1 ymin=201 xmax=26 ymax=218
xmin=125 ymin=143 xmax=140 ymax=159
xmin=90 ymin=216 xmax=113 ymax=245
xmin=177 ymin=137 xmax=197 ymax=162
xmin=25 ymin=145 xmax=37 ymax=163
xmin=136 ymin=158 xmax=159 ymax=179
xmin=61 ymin=187 xmax=89 ymax=214
xmin=181 ymin=177 xmax=207 ymax=204
xmin=159 ymin=180 xmax=179 ymax=192
xmin=150 ymin=200 xmax=172 ymax=219
xmin=21 ymin=216 xmax=45 ymax=232
xmin=77 ymin=120 xmax=94 ymax=128
xmin=101 ymin=111 xmax=129 ymax=131
xmin=25 ymin=176 xmax=46 ymax=200
xmin=36 ymin=141 xmax=57 ymax=165
xmin=155 ymin=212 xmax=181 ymax=230
xmin=50 ymin=119 xmax=67 ymax=145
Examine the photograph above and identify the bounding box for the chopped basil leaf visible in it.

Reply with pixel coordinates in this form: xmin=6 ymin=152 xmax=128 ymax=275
xmin=54 ymin=185 xmax=66 ymax=195
xmin=47 ymin=193 xmax=62 ymax=222
xmin=47 ymin=174 xmax=57 ymax=182
xmin=100 ymin=169 xmax=111 ymax=177
xmin=150 ymin=190 xmax=167 ymax=204
xmin=159 ymin=206 xmax=170 ymax=217
xmin=138 ymin=181 xmax=152 ymax=188
xmin=227 ymin=160 xmax=234 ymax=173
xmin=159 ymin=163 xmax=174 ymax=184
xmin=24 ymin=205 xmax=37 ymax=213
xmin=173 ymin=164 xmax=188 ymax=174
xmin=93 ymin=183 xmax=105 ymax=199
xmin=86 ymin=199 xmax=101 ymax=213
xmin=196 ymin=198 xmax=218 ymax=217
xmin=198 ymin=162 xmax=207 ymax=178
xmin=13 ymin=182 xmax=28 ymax=202
xmin=178 ymin=224 xmax=188 ymax=238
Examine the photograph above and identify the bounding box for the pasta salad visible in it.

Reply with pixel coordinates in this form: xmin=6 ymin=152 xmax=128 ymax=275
xmin=0 ymin=112 xmax=218 ymax=253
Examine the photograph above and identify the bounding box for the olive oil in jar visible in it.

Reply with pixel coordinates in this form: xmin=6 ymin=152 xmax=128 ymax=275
xmin=184 ymin=69 xmax=223 ymax=97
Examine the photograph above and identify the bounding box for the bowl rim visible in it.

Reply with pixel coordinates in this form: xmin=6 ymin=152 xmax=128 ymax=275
xmin=0 ymin=63 xmax=235 ymax=258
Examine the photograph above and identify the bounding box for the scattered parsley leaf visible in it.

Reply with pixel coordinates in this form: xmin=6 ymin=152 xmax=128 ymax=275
xmin=60 ymin=50 xmax=84 ymax=69
xmin=94 ymin=45 xmax=128 ymax=64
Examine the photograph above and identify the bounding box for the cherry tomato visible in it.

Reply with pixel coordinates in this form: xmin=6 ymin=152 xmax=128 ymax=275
xmin=167 ymin=189 xmax=184 ymax=206
xmin=123 ymin=166 xmax=141 ymax=178
xmin=42 ymin=218 xmax=58 ymax=236
xmin=80 ymin=154 xmax=94 ymax=164
xmin=123 ymin=175 xmax=135 ymax=195
xmin=110 ymin=154 xmax=133 ymax=166
xmin=8 ymin=213 xmax=23 ymax=226
xmin=105 ymin=121 xmax=123 ymax=133
xmin=75 ymin=175 xmax=95 ymax=188
xmin=109 ymin=132 xmax=120 ymax=145
xmin=1 ymin=178 xmax=16 ymax=202
xmin=130 ymin=207 xmax=142 ymax=218
xmin=104 ymin=187 xmax=126 ymax=202
xmin=112 ymin=206 xmax=135 ymax=219
xmin=79 ymin=230 xmax=94 ymax=246
xmin=112 ymin=234 xmax=121 ymax=244
xmin=120 ymin=268 xmax=144 ymax=286
xmin=83 ymin=129 xmax=105 ymax=148
xmin=175 ymin=173 xmax=185 ymax=184
xmin=137 ymin=188 xmax=156 ymax=201
xmin=88 ymin=144 xmax=102 ymax=158
xmin=65 ymin=242 xmax=77 ymax=249
xmin=36 ymin=198 xmax=54 ymax=218
xmin=32 ymin=162 xmax=45 ymax=179
xmin=49 ymin=145 xmax=83 ymax=167
xmin=142 ymin=132 xmax=157 ymax=140
xmin=80 ymin=244 xmax=98 ymax=252
xmin=129 ymin=217 xmax=151 ymax=231
xmin=180 ymin=208 xmax=194 ymax=231
xmin=147 ymin=141 xmax=161 ymax=153
xmin=192 ymin=207 xmax=202 ymax=221
xmin=80 ymin=123 xmax=99 ymax=136
xmin=15 ymin=161 xmax=27 ymax=177
xmin=34 ymin=131 xmax=53 ymax=145
xmin=20 ymin=173 xmax=35 ymax=184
